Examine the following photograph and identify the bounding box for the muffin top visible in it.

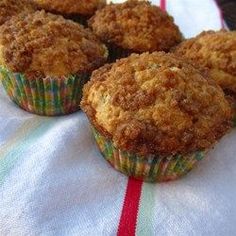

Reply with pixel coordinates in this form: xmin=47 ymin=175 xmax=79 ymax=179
xmin=173 ymin=30 xmax=236 ymax=93
xmin=33 ymin=0 xmax=106 ymax=16
xmin=0 ymin=0 xmax=35 ymax=26
xmin=89 ymin=0 xmax=182 ymax=52
xmin=81 ymin=52 xmax=232 ymax=156
xmin=0 ymin=11 xmax=108 ymax=78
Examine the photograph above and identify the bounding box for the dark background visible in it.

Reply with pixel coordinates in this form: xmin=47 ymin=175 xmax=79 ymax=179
xmin=216 ymin=0 xmax=236 ymax=30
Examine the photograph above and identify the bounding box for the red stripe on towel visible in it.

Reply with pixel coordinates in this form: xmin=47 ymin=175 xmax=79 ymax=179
xmin=117 ymin=178 xmax=143 ymax=236
xmin=160 ymin=0 xmax=166 ymax=11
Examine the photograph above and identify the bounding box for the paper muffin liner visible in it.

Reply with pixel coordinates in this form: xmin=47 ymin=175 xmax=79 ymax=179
xmin=107 ymin=43 xmax=133 ymax=62
xmin=0 ymin=67 xmax=89 ymax=116
xmin=92 ymin=126 xmax=205 ymax=182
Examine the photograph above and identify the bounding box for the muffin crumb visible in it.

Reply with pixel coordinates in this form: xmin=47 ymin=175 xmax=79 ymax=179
xmin=0 ymin=10 xmax=108 ymax=77
xmin=173 ymin=30 xmax=236 ymax=93
xmin=33 ymin=0 xmax=106 ymax=16
xmin=0 ymin=0 xmax=35 ymax=26
xmin=89 ymin=0 xmax=182 ymax=53
xmin=81 ymin=52 xmax=232 ymax=156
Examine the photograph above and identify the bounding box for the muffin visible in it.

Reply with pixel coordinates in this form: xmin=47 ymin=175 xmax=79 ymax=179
xmin=89 ymin=0 xmax=183 ymax=61
xmin=0 ymin=0 xmax=35 ymax=26
xmin=0 ymin=11 xmax=108 ymax=116
xmin=32 ymin=0 xmax=106 ymax=25
xmin=81 ymin=52 xmax=232 ymax=182
xmin=173 ymin=30 xmax=236 ymax=126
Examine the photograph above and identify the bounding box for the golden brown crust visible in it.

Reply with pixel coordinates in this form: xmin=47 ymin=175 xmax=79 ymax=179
xmin=0 ymin=0 xmax=35 ymax=26
xmin=33 ymin=0 xmax=106 ymax=16
xmin=173 ymin=30 xmax=236 ymax=93
xmin=81 ymin=52 xmax=232 ymax=156
xmin=0 ymin=10 xmax=108 ymax=77
xmin=89 ymin=0 xmax=183 ymax=53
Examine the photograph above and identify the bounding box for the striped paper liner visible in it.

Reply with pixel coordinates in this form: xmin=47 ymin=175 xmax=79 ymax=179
xmin=92 ymin=127 xmax=205 ymax=182
xmin=0 ymin=67 xmax=89 ymax=116
xmin=116 ymin=0 xmax=228 ymax=234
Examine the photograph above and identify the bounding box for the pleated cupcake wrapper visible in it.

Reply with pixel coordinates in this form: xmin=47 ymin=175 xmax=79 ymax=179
xmin=92 ymin=126 xmax=205 ymax=182
xmin=107 ymin=43 xmax=133 ymax=63
xmin=0 ymin=67 xmax=89 ymax=116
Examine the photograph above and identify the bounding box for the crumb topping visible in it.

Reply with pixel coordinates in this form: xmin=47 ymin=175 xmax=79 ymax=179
xmin=174 ymin=30 xmax=236 ymax=92
xmin=89 ymin=0 xmax=182 ymax=52
xmin=0 ymin=11 xmax=108 ymax=77
xmin=0 ymin=0 xmax=35 ymax=26
xmin=33 ymin=0 xmax=106 ymax=15
xmin=81 ymin=52 xmax=232 ymax=156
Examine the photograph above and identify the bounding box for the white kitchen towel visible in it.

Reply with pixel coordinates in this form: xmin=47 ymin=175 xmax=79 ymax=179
xmin=1 ymin=1 xmax=235 ymax=236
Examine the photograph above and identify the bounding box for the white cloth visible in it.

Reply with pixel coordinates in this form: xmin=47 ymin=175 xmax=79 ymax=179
xmin=1 ymin=1 xmax=235 ymax=236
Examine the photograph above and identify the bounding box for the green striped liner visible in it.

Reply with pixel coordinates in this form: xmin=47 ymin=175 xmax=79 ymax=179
xmin=0 ymin=66 xmax=89 ymax=116
xmin=92 ymin=127 xmax=205 ymax=182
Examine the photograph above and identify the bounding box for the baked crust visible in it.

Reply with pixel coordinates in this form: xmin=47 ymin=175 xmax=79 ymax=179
xmin=0 ymin=11 xmax=108 ymax=78
xmin=173 ymin=30 xmax=236 ymax=93
xmin=33 ymin=0 xmax=106 ymax=16
xmin=89 ymin=0 xmax=182 ymax=53
xmin=81 ymin=52 xmax=232 ymax=156
xmin=0 ymin=0 xmax=35 ymax=26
